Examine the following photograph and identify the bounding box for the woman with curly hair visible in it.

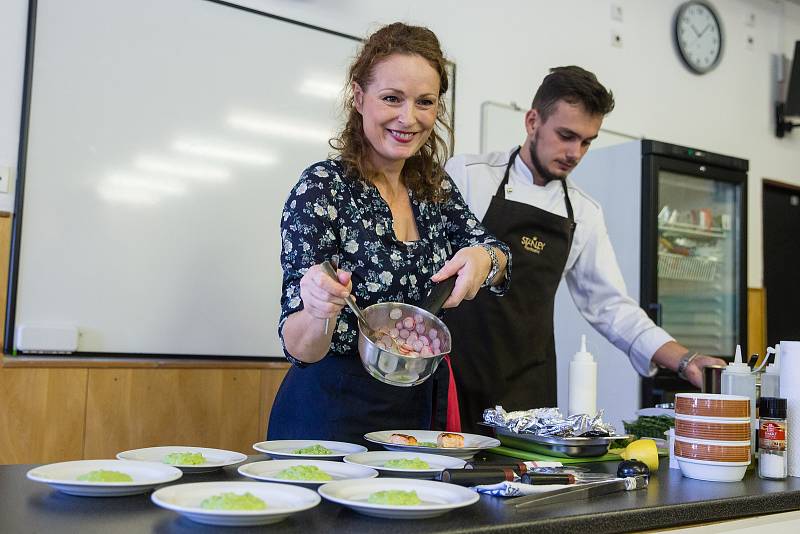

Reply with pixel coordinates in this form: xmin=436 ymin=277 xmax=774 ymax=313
xmin=268 ymin=22 xmax=510 ymax=444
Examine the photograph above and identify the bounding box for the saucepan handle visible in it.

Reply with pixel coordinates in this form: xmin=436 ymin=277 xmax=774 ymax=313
xmin=420 ymin=276 xmax=457 ymax=316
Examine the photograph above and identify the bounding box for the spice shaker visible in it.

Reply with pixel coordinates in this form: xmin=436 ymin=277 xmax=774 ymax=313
xmin=758 ymin=397 xmax=788 ymax=480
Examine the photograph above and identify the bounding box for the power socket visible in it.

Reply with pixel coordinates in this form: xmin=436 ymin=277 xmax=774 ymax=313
xmin=611 ymin=4 xmax=623 ymax=22
xmin=0 ymin=166 xmax=12 ymax=193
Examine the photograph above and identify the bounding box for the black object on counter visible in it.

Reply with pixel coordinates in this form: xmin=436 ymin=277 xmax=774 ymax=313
xmin=439 ymin=468 xmax=575 ymax=486
xmin=508 ymin=475 xmax=649 ymax=509
xmin=617 ymin=460 xmax=650 ymax=479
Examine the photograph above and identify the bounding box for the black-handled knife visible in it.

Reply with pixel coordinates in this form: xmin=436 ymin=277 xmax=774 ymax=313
xmin=419 ymin=276 xmax=457 ymax=316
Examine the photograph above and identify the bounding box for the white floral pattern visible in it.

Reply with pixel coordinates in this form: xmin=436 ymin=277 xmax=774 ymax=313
xmin=278 ymin=159 xmax=511 ymax=366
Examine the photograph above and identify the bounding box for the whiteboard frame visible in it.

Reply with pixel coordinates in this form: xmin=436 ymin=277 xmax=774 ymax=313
xmin=4 ymin=0 xmax=457 ymax=358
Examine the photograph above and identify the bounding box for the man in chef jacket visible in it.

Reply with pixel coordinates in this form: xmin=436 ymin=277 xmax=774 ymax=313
xmin=443 ymin=66 xmax=726 ymax=434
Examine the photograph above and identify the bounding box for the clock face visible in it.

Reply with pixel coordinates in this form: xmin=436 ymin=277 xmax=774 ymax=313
xmin=675 ymin=2 xmax=723 ymax=74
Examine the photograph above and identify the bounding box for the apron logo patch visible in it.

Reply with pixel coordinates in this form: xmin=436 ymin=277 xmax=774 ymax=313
xmin=521 ymin=235 xmax=546 ymax=254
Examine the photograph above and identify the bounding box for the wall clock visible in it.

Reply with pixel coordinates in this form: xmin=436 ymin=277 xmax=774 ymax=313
xmin=674 ymin=1 xmax=723 ymax=74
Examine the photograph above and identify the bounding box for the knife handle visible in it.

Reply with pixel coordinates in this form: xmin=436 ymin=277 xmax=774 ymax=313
xmin=439 ymin=469 xmax=576 ymax=486
xmin=464 ymin=461 xmax=530 ymax=474
xmin=522 ymin=473 xmax=576 ymax=485
xmin=439 ymin=468 xmax=517 ymax=486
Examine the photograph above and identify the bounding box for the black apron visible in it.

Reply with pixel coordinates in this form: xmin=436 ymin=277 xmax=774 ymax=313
xmin=444 ymin=147 xmax=576 ymax=435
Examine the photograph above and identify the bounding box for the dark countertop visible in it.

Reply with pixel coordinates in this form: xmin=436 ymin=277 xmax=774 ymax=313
xmin=3 ymin=456 xmax=800 ymax=534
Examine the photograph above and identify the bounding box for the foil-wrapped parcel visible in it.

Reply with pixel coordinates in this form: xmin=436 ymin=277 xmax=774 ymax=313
xmin=483 ymin=406 xmax=617 ymax=437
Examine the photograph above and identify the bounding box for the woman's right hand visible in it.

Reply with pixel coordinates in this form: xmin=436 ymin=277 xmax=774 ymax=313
xmin=299 ymin=263 xmax=353 ymax=321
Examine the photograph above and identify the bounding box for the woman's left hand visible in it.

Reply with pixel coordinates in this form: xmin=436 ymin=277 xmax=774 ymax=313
xmin=430 ymin=246 xmax=492 ymax=308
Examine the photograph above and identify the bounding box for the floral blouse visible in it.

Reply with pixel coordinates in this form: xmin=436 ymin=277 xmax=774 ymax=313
xmin=278 ymin=159 xmax=512 ymax=366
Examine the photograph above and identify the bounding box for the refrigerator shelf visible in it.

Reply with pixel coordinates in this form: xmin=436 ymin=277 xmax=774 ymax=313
xmin=658 ymin=252 xmax=719 ymax=283
xmin=658 ymin=222 xmax=727 ymax=239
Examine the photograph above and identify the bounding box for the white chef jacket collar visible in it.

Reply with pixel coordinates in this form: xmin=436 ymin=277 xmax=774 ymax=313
xmin=511 ymin=147 xmax=565 ymax=191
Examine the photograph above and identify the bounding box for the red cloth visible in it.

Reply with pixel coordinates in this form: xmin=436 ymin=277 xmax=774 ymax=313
xmin=444 ymin=354 xmax=461 ymax=432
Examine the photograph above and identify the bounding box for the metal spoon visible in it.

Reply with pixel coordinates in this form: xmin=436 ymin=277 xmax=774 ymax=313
xmin=320 ymin=260 xmax=376 ymax=338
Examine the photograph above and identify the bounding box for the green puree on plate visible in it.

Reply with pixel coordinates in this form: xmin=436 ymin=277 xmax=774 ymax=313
xmin=163 ymin=452 xmax=206 ymax=466
xmin=367 ymin=490 xmax=422 ymax=505
xmin=417 ymin=442 xmax=437 ymax=448
xmin=384 ymin=458 xmax=430 ymax=470
xmin=76 ymin=470 xmax=133 ymax=482
xmin=292 ymin=444 xmax=333 ymax=455
xmin=275 ymin=464 xmax=332 ymax=481
xmin=200 ymin=492 xmax=267 ymax=510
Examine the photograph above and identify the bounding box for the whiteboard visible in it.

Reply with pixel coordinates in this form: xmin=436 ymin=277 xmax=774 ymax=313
xmin=479 ymin=101 xmax=638 ymax=154
xmin=8 ymin=0 xmax=369 ymax=357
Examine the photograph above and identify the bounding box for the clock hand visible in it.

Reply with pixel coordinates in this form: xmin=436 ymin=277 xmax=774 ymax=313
xmin=698 ymin=23 xmax=711 ymax=37
xmin=690 ymin=23 xmax=701 ymax=37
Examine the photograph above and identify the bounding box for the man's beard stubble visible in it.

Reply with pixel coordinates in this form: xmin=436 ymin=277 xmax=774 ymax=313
xmin=528 ymin=132 xmax=568 ymax=184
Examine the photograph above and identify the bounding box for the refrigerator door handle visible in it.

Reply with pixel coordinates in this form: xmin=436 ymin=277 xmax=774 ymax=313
xmin=648 ymin=302 xmax=662 ymax=326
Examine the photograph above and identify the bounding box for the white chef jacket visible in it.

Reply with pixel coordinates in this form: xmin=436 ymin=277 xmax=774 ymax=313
xmin=445 ymin=148 xmax=673 ymax=377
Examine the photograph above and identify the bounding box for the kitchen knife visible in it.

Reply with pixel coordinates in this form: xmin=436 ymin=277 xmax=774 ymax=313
xmin=506 ymin=475 xmax=648 ymax=509
xmin=438 ymin=468 xmax=575 ymax=486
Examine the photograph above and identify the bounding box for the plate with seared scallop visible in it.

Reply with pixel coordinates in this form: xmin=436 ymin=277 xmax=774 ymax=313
xmin=363 ymin=430 xmax=500 ymax=460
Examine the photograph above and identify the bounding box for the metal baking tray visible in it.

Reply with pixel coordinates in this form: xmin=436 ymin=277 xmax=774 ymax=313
xmin=486 ymin=425 xmax=630 ymax=458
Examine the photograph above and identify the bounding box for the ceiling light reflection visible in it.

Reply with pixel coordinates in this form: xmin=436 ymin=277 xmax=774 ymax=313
xmin=173 ymin=139 xmax=277 ymax=165
xmin=299 ymin=78 xmax=342 ymax=100
xmin=135 ymin=156 xmax=231 ymax=182
xmin=97 ymin=182 xmax=160 ymax=206
xmin=228 ymin=114 xmax=332 ymax=143
xmin=107 ymin=174 xmax=187 ymax=195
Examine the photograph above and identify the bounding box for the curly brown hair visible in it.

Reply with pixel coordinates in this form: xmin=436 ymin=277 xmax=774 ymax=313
xmin=329 ymin=22 xmax=452 ymax=202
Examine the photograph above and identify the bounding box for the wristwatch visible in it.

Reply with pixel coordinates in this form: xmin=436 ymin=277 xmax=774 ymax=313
xmin=478 ymin=244 xmax=500 ymax=288
xmin=677 ymin=351 xmax=699 ymax=380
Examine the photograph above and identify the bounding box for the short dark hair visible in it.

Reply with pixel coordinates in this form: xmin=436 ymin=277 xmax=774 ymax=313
xmin=531 ymin=66 xmax=615 ymax=121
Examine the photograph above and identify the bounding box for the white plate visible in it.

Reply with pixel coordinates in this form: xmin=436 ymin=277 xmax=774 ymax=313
xmin=117 ymin=446 xmax=247 ymax=473
xmin=152 ymin=481 xmax=320 ymax=526
xmin=318 ymin=477 xmax=478 ymax=519
xmin=238 ymin=459 xmax=378 ymax=486
xmin=26 ymin=459 xmax=182 ymax=497
xmin=252 ymin=440 xmax=367 ymax=460
xmin=363 ymin=430 xmax=500 ymax=460
xmin=343 ymin=451 xmax=466 ymax=479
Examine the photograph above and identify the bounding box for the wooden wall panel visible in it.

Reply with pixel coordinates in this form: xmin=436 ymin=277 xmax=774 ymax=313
xmin=83 ymin=369 xmax=262 ymax=458
xmin=258 ymin=367 xmax=288 ymax=440
xmin=0 ymin=368 xmax=87 ymax=464
xmin=748 ymin=287 xmax=766 ymax=357
xmin=0 ymin=214 xmax=10 ymax=343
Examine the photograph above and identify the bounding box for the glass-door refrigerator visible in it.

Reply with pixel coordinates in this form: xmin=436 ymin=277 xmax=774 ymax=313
xmin=640 ymin=141 xmax=748 ymax=406
xmin=553 ymin=140 xmax=747 ymax=427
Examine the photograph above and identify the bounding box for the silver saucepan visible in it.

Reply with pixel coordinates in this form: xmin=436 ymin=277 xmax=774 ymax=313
xmin=321 ymin=261 xmax=455 ymax=387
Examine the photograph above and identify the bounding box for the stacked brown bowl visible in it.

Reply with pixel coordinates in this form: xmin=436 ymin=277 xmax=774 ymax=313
xmin=674 ymin=393 xmax=751 ymax=482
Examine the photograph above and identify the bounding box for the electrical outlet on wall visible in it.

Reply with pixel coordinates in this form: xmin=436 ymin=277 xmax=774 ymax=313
xmin=611 ymin=3 xmax=623 ymax=22
xmin=745 ymin=12 xmax=756 ymax=27
xmin=746 ymin=35 xmax=755 ymax=51
xmin=611 ymin=31 xmax=623 ymax=48
xmin=0 ymin=166 xmax=12 ymax=193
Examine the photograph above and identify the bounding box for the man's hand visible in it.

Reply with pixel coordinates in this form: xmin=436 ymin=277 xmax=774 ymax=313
xmin=682 ymin=354 xmax=727 ymax=389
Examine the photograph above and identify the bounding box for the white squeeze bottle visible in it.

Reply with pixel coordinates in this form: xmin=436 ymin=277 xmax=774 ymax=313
xmin=761 ymin=345 xmax=781 ymax=398
xmin=568 ymin=334 xmax=597 ymax=417
xmin=721 ymin=344 xmax=757 ymax=449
